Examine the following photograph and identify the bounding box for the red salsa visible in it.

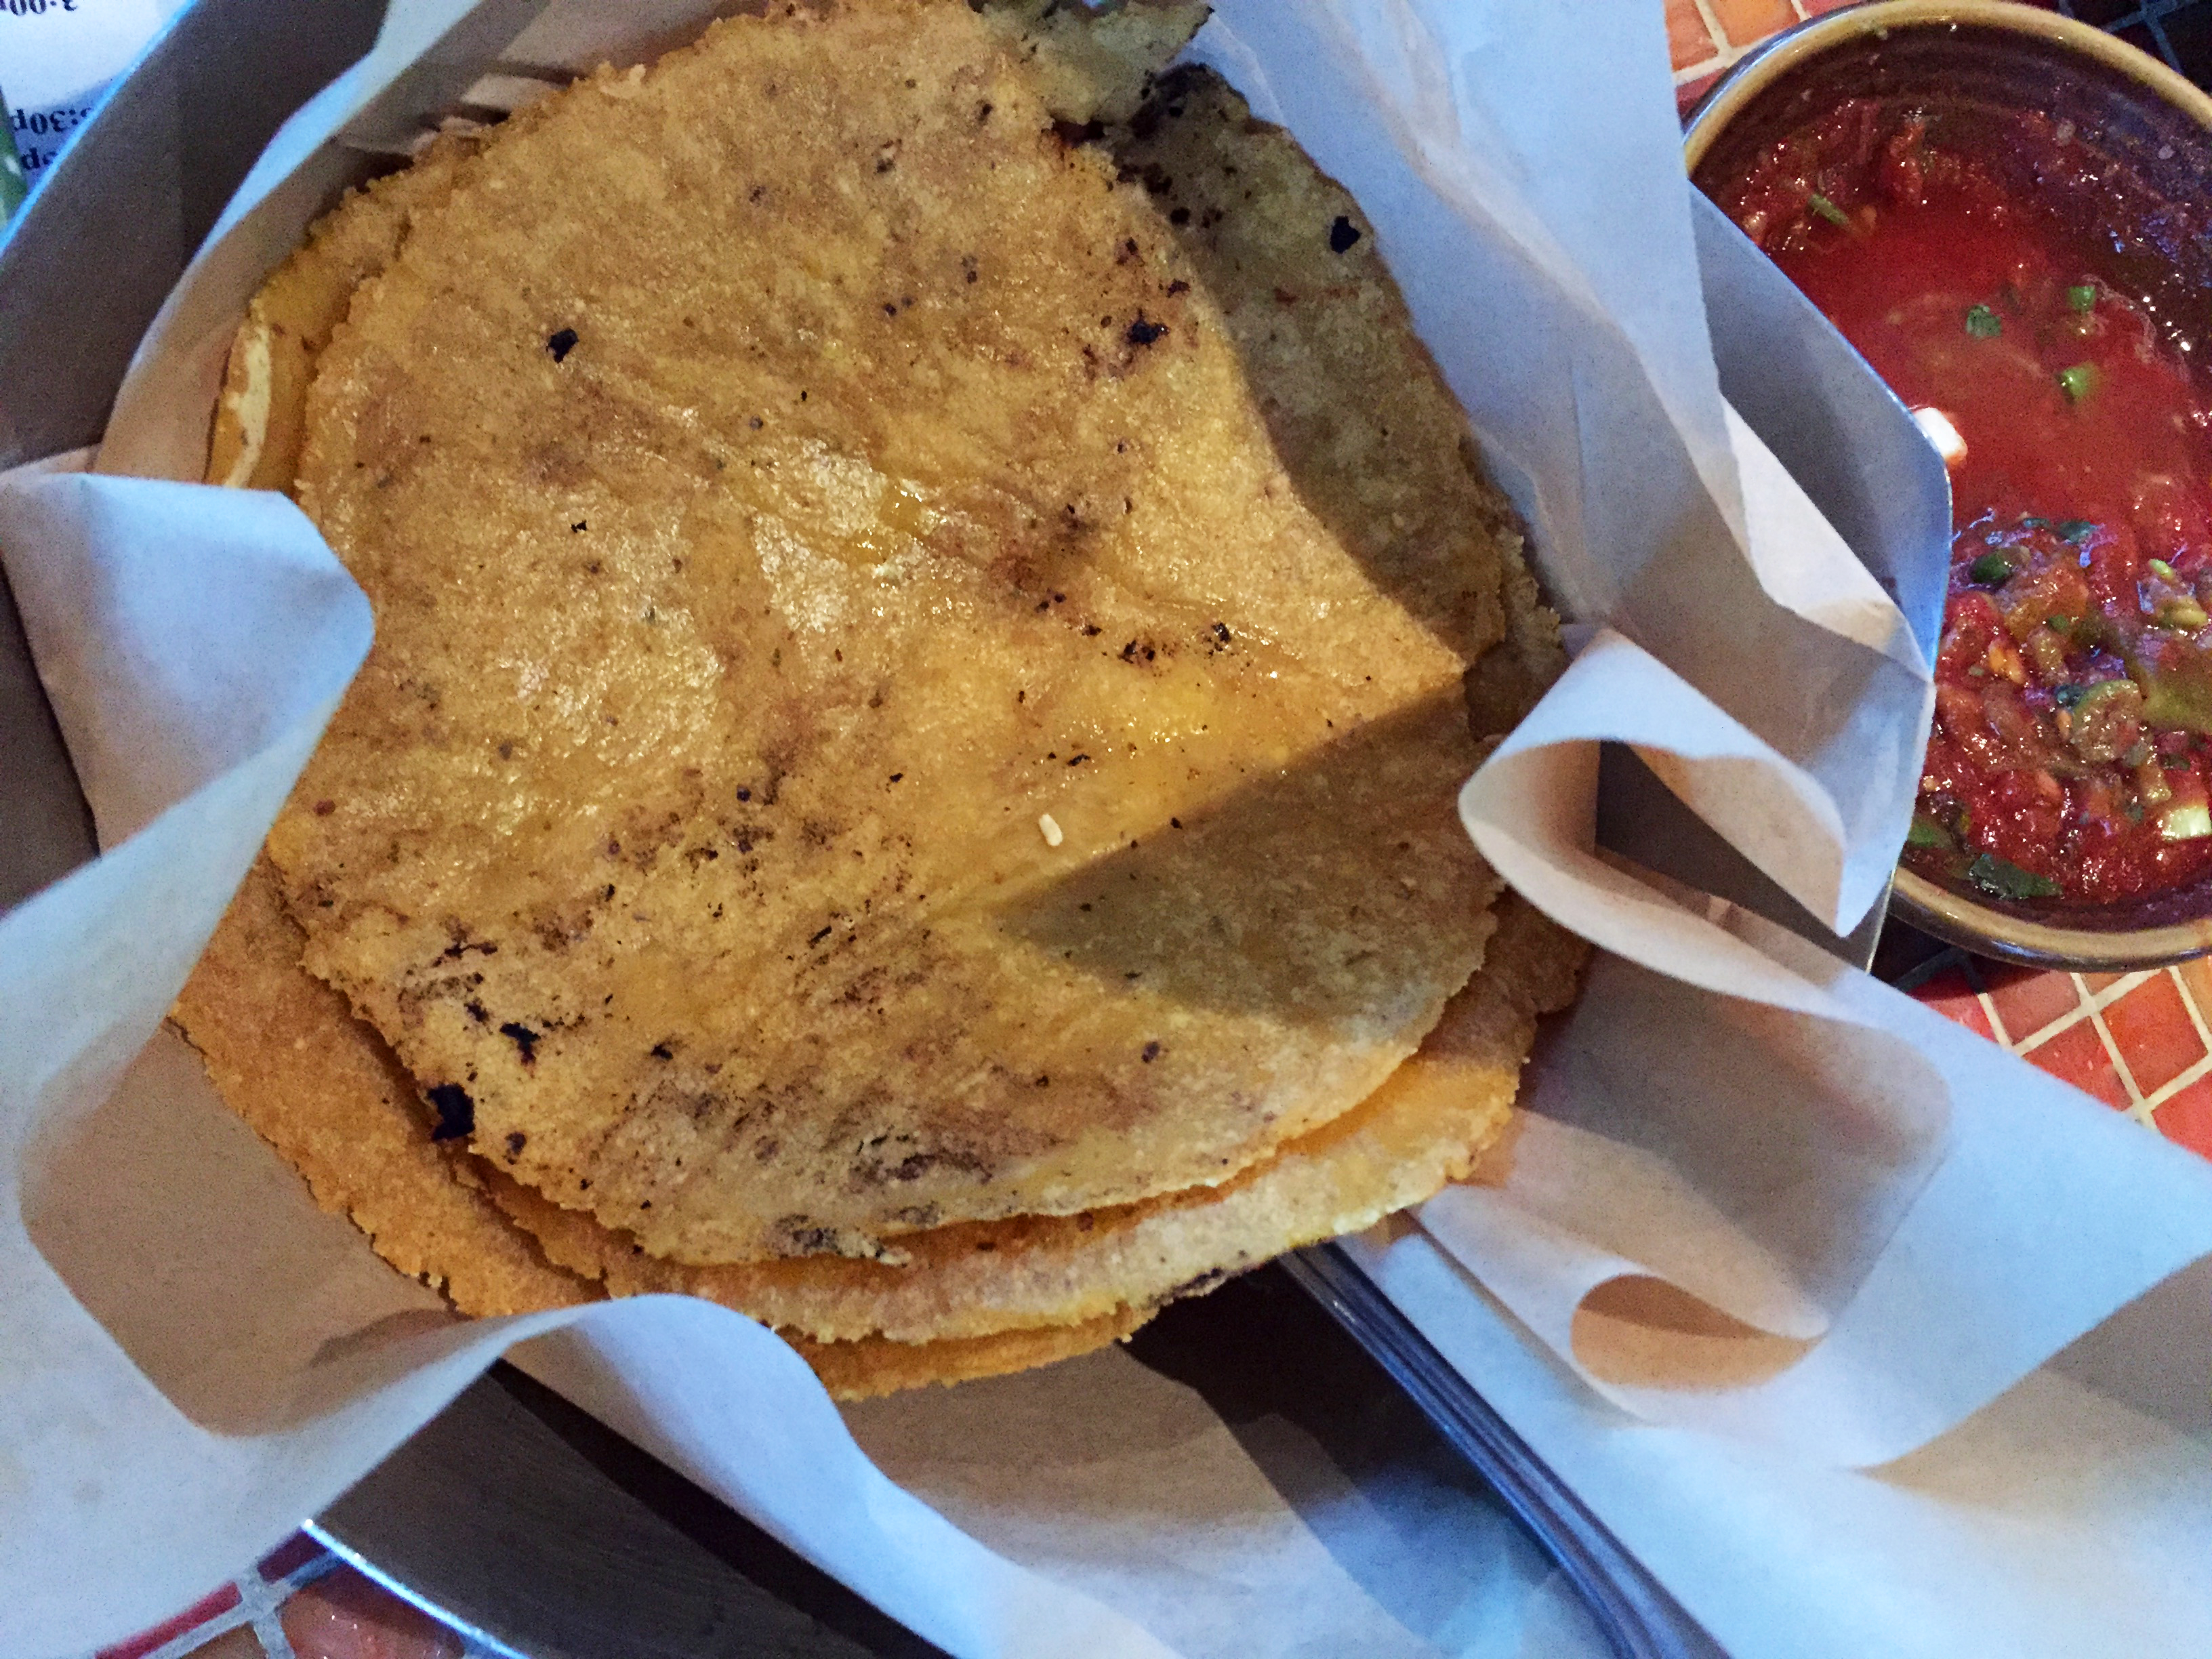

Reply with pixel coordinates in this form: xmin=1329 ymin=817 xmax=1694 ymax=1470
xmin=1711 ymin=99 xmax=2212 ymax=907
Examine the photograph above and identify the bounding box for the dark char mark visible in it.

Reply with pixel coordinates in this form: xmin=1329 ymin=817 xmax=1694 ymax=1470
xmin=426 ymin=1083 xmax=475 ymax=1141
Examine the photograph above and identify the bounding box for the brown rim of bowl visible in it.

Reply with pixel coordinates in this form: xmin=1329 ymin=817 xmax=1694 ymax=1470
xmin=1683 ymin=0 xmax=2212 ymax=172
xmin=1891 ymin=868 xmax=2212 ymax=970
xmin=1685 ymin=0 xmax=2212 ymax=970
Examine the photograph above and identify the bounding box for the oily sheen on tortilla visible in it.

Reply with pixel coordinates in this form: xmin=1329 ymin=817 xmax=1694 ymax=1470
xmin=265 ymin=0 xmax=1519 ymax=1266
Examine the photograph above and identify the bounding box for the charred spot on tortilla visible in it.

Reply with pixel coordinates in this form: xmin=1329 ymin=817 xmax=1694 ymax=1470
xmin=426 ymin=1082 xmax=474 ymax=1141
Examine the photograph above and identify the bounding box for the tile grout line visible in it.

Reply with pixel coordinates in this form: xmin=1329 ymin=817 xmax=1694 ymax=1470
xmin=2165 ymin=962 xmax=2212 ymax=1059
xmin=96 ymin=1553 xmax=336 ymax=1659
xmin=237 ymin=1572 xmax=292 ymax=1659
xmin=1674 ymin=49 xmax=1736 ymax=86
xmin=1923 ymin=960 xmax=2202 ymax=1136
xmin=2145 ymin=7 xmax=2186 ymax=71
xmin=2083 ymin=996 xmax=2159 ymax=1125
xmin=2085 ymin=968 xmax=2158 ymax=1009
xmin=1961 ymin=951 xmax=2006 ymax=1043
xmin=2133 ymin=967 xmax=2212 ymax=1115
xmin=1889 ymin=945 xmax=1971 ymax=996
xmin=2078 ymin=968 xmax=2211 ymax=1121
xmin=2141 ymin=1046 xmax=2212 ymax=1114
xmin=1687 ymin=0 xmax=1736 ymax=59
xmin=1999 ymin=964 xmax=2169 ymax=1052
xmin=127 ymin=1601 xmax=258 ymax=1659
xmin=2172 ymin=964 xmax=2212 ymax=1048
xmin=251 ymin=1610 xmax=299 ymax=1659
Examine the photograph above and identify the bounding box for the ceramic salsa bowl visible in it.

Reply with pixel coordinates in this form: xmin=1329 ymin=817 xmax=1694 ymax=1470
xmin=1688 ymin=0 xmax=2212 ymax=969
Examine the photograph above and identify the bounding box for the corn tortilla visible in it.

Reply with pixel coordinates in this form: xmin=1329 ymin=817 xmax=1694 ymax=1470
xmin=476 ymin=887 xmax=1581 ymax=1343
xmin=170 ymin=855 xmax=598 ymax=1316
xmin=788 ymin=1307 xmax=1151 ymax=1402
xmin=270 ymin=1 xmax=1519 ymax=1263
xmin=208 ymin=132 xmax=487 ymax=495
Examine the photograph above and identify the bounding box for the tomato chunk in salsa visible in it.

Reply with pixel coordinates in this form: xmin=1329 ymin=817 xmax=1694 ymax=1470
xmin=1711 ymin=99 xmax=2212 ymax=906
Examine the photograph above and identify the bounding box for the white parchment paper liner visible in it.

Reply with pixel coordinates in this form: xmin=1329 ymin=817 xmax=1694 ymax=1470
xmin=6 ymin=1 xmax=2211 ymax=1654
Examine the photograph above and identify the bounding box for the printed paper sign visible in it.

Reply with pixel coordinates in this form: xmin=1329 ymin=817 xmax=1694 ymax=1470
xmin=0 ymin=0 xmax=186 ymax=186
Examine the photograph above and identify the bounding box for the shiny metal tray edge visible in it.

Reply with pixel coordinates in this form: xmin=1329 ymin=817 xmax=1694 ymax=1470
xmin=1282 ymin=1246 xmax=1726 ymax=1659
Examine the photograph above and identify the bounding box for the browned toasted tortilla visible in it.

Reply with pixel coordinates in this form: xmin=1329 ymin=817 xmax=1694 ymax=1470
xmin=270 ymin=0 xmax=1519 ymax=1264
xmin=182 ymin=0 xmax=1582 ymax=1397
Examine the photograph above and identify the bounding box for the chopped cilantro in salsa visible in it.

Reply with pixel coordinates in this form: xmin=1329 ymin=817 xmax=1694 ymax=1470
xmin=2057 ymin=363 xmax=2101 ymax=403
xmin=1966 ymin=853 xmax=2062 ymax=901
xmin=1702 ymin=97 xmax=2212 ymax=905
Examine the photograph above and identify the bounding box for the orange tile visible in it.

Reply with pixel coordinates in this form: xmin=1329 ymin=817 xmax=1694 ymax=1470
xmin=1908 ymin=966 xmax=1994 ymax=1042
xmin=1666 ymin=0 xmax=1717 ymax=70
xmin=2081 ymin=972 xmax=2127 ymax=995
xmin=2100 ymin=973 xmax=2207 ymax=1095
xmin=1708 ymin=0 xmax=1797 ymax=49
xmin=281 ymin=1567 xmax=461 ymax=1659
xmin=1982 ymin=965 xmax=2082 ymax=1046
xmin=186 ymin=1628 xmax=264 ymax=1659
xmin=2175 ymin=956 xmax=2212 ymax=1026
xmin=1798 ymin=0 xmax=1861 ymax=14
xmin=2024 ymin=1019 xmax=2131 ymax=1109
xmin=2154 ymin=1076 xmax=2212 ymax=1161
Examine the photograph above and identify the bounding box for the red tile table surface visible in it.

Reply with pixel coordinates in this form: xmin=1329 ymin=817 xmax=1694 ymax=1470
xmin=1907 ymin=951 xmax=2212 ymax=1145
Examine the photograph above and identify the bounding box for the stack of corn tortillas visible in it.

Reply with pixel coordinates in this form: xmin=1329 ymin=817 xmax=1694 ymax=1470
xmin=174 ymin=0 xmax=1586 ymax=1398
